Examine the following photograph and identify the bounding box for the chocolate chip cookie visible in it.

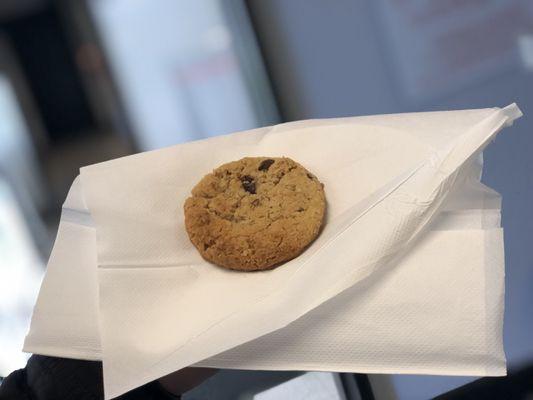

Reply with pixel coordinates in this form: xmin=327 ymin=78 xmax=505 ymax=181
xmin=184 ymin=157 xmax=326 ymax=271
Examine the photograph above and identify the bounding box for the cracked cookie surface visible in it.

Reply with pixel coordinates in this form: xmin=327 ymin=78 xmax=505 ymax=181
xmin=184 ymin=157 xmax=326 ymax=271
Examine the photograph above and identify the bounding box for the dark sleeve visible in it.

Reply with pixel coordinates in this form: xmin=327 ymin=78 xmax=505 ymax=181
xmin=0 ymin=355 xmax=180 ymax=400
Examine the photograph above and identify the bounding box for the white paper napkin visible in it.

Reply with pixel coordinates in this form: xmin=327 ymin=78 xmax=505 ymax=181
xmin=24 ymin=104 xmax=521 ymax=399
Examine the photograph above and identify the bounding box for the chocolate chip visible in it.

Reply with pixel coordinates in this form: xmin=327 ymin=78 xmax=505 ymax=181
xmin=258 ymin=159 xmax=275 ymax=171
xmin=241 ymin=175 xmax=256 ymax=194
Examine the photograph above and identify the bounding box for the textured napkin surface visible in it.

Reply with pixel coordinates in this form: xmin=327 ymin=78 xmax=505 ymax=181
xmin=24 ymin=105 xmax=521 ymax=399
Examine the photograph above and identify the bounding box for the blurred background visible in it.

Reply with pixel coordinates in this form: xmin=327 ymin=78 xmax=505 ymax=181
xmin=0 ymin=0 xmax=532 ymax=399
